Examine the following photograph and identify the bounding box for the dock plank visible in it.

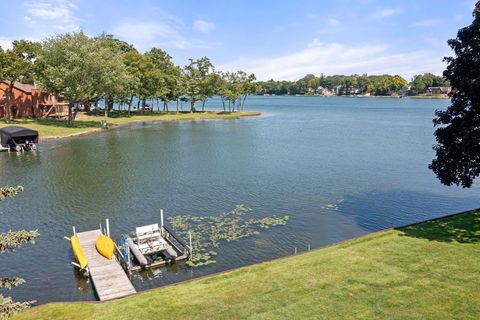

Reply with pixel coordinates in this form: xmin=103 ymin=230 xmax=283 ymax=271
xmin=76 ymin=229 xmax=136 ymax=301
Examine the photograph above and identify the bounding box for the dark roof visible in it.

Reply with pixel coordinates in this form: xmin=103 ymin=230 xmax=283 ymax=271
xmin=0 ymin=81 xmax=37 ymax=93
xmin=0 ymin=126 xmax=38 ymax=137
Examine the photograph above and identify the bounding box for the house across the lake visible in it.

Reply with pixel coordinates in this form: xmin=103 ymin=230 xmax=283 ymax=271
xmin=426 ymin=86 xmax=452 ymax=95
xmin=0 ymin=81 xmax=61 ymax=118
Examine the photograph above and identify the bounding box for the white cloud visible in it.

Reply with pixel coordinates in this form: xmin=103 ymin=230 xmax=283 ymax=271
xmin=326 ymin=18 xmax=341 ymax=27
xmin=193 ymin=19 xmax=216 ymax=33
xmin=23 ymin=0 xmax=80 ymax=35
xmin=219 ymin=39 xmax=447 ymax=81
xmin=412 ymin=19 xmax=443 ymax=27
xmin=26 ymin=0 xmax=76 ymax=19
xmin=111 ymin=19 xmax=214 ymax=51
xmin=370 ymin=8 xmax=400 ymax=20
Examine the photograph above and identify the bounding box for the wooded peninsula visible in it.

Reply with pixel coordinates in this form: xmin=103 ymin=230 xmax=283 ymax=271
xmin=0 ymin=31 xmax=260 ymax=126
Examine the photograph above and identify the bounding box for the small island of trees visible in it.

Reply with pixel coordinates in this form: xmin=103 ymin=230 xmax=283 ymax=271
xmin=0 ymin=31 xmax=260 ymax=125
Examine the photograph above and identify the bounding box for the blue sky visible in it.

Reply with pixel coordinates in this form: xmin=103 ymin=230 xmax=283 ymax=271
xmin=0 ymin=0 xmax=477 ymax=80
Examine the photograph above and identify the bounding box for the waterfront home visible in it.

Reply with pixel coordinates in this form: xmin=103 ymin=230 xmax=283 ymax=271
xmin=0 ymin=81 xmax=57 ymax=118
xmin=332 ymin=85 xmax=359 ymax=96
xmin=316 ymin=86 xmax=334 ymax=96
xmin=399 ymin=84 xmax=413 ymax=95
xmin=426 ymin=86 xmax=452 ymax=95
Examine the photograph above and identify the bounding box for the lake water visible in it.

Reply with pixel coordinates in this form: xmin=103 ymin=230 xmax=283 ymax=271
xmin=0 ymin=96 xmax=478 ymax=304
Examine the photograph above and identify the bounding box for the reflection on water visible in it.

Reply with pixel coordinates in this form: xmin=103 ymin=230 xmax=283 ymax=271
xmin=0 ymin=96 xmax=478 ymax=304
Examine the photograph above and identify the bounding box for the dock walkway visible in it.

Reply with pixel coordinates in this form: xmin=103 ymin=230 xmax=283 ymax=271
xmin=76 ymin=229 xmax=136 ymax=301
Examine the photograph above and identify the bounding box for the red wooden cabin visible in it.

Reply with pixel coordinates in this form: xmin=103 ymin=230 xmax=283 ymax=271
xmin=0 ymin=81 xmax=57 ymax=118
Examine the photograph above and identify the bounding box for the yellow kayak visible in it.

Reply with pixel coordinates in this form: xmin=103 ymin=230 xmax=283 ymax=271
xmin=71 ymin=235 xmax=88 ymax=270
xmin=95 ymin=234 xmax=114 ymax=260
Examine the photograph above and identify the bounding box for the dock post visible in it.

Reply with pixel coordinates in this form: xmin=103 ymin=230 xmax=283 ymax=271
xmin=106 ymin=218 xmax=110 ymax=238
xmin=160 ymin=209 xmax=164 ymax=236
xmin=72 ymin=226 xmax=76 ymax=236
xmin=294 ymin=247 xmax=297 ymax=255
xmin=308 ymin=244 xmax=310 ymax=251
xmin=189 ymin=231 xmax=193 ymax=260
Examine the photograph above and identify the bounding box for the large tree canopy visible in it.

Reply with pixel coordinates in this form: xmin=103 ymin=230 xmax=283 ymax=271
xmin=36 ymin=31 xmax=131 ymax=124
xmin=429 ymin=2 xmax=480 ymax=188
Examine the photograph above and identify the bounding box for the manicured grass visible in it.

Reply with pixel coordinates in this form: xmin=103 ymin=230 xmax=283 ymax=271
xmin=13 ymin=210 xmax=480 ymax=320
xmin=3 ymin=111 xmax=260 ymax=139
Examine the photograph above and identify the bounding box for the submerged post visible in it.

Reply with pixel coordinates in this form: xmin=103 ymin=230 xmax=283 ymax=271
xmin=106 ymin=218 xmax=110 ymax=238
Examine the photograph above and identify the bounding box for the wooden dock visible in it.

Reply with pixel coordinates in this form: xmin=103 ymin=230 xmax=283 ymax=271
xmin=76 ymin=229 xmax=136 ymax=301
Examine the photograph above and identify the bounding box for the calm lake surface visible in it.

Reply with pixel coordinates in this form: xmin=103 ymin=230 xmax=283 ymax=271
xmin=1 ymin=96 xmax=479 ymax=304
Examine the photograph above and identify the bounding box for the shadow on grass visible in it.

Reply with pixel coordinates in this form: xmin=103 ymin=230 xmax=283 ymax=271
xmin=397 ymin=210 xmax=480 ymax=243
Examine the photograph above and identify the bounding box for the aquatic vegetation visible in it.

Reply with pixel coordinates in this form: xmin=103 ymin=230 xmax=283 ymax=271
xmin=321 ymin=198 xmax=344 ymax=211
xmin=170 ymin=205 xmax=289 ymax=267
xmin=0 ymin=186 xmax=23 ymax=201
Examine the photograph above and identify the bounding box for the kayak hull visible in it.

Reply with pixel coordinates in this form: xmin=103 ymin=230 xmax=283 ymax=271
xmin=71 ymin=235 xmax=88 ymax=270
xmin=96 ymin=234 xmax=114 ymax=260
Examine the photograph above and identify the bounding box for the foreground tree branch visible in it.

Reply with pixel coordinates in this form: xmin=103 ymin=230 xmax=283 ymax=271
xmin=429 ymin=1 xmax=480 ymax=188
xmin=0 ymin=187 xmax=39 ymax=318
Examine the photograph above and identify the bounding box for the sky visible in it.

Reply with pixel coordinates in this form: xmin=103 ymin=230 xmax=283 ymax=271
xmin=0 ymin=0 xmax=477 ymax=81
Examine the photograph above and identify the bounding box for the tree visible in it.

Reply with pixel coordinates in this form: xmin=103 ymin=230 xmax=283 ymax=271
xmin=123 ymin=50 xmax=146 ymax=115
xmin=429 ymin=2 xmax=480 ymax=188
xmin=36 ymin=31 xmax=131 ymax=124
xmin=95 ymin=34 xmax=135 ymax=117
xmin=0 ymin=186 xmax=39 ymax=318
xmin=237 ymin=71 xmax=259 ymax=111
xmin=223 ymin=72 xmax=241 ymax=112
xmin=410 ymin=73 xmax=449 ymax=93
xmin=145 ymin=48 xmax=181 ymax=112
xmin=0 ymin=40 xmax=41 ymax=122
xmin=391 ymin=75 xmax=407 ymax=91
xmin=36 ymin=31 xmax=99 ymax=125
xmin=183 ymin=57 xmax=214 ymax=112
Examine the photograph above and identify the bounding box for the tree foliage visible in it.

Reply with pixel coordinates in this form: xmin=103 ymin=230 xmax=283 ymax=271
xmin=3 ymin=31 xmax=257 ymax=119
xmin=36 ymin=31 xmax=132 ymax=124
xmin=0 ymin=186 xmax=38 ymax=318
xmin=0 ymin=296 xmax=31 ymax=320
xmin=258 ymin=73 xmax=445 ymax=96
xmin=410 ymin=73 xmax=449 ymax=92
xmin=183 ymin=57 xmax=215 ymax=112
xmin=429 ymin=2 xmax=480 ymax=188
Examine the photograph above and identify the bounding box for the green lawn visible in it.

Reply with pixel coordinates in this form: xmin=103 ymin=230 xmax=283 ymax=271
xmin=4 ymin=111 xmax=260 ymax=139
xmin=13 ymin=210 xmax=480 ymax=320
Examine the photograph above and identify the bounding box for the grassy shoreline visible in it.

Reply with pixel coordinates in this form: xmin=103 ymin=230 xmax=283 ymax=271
xmin=13 ymin=209 xmax=480 ymax=320
xmin=4 ymin=111 xmax=261 ymax=140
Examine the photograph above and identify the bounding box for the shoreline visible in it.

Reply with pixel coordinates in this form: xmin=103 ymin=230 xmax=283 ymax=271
xmin=13 ymin=208 xmax=480 ymax=319
xmin=7 ymin=111 xmax=262 ymax=141
xmin=21 ymin=207 xmax=480 ymax=306
xmin=262 ymin=94 xmax=450 ymax=99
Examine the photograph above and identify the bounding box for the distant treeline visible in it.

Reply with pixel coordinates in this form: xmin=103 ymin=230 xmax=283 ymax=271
xmin=258 ymin=73 xmax=449 ymax=96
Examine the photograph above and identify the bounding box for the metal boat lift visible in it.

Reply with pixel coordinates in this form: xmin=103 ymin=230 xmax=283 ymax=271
xmin=118 ymin=210 xmax=192 ymax=274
